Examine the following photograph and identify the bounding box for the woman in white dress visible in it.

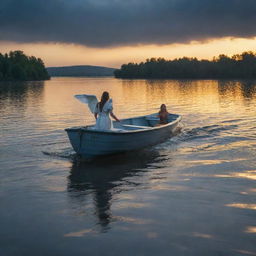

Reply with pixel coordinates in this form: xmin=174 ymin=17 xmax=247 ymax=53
xmin=94 ymin=91 xmax=120 ymax=130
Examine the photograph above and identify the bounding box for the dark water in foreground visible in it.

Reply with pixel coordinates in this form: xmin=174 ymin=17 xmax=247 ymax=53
xmin=0 ymin=78 xmax=255 ymax=256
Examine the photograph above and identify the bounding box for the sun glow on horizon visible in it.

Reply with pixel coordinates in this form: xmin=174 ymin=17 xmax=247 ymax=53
xmin=0 ymin=37 xmax=256 ymax=68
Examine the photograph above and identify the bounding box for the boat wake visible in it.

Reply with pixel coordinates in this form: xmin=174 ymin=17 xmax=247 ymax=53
xmin=154 ymin=121 xmax=239 ymax=152
xmin=42 ymin=148 xmax=76 ymax=160
xmin=179 ymin=123 xmax=238 ymax=141
xmin=42 ymin=120 xmax=244 ymax=162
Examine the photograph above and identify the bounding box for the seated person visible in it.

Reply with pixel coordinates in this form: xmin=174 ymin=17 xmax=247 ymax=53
xmin=158 ymin=104 xmax=169 ymax=125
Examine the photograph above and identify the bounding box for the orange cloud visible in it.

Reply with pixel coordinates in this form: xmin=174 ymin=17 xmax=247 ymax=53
xmin=1 ymin=37 xmax=256 ymax=68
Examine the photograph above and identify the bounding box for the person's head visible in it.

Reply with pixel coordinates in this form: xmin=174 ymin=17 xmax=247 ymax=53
xmin=99 ymin=91 xmax=110 ymax=111
xmin=160 ymin=104 xmax=167 ymax=112
xmin=101 ymin=91 xmax=109 ymax=102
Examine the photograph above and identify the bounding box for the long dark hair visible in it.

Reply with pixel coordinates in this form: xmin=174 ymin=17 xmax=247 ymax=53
xmin=98 ymin=91 xmax=110 ymax=112
xmin=159 ymin=104 xmax=167 ymax=113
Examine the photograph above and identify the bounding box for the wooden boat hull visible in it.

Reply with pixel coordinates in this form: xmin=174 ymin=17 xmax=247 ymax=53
xmin=65 ymin=114 xmax=181 ymax=158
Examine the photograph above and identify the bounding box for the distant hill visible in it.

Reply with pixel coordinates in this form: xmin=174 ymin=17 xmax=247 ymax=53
xmin=47 ymin=65 xmax=115 ymax=77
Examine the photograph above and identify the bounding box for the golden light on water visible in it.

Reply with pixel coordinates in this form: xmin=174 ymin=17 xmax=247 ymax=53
xmin=63 ymin=216 xmax=154 ymax=237
xmin=64 ymin=229 xmax=96 ymax=237
xmin=22 ymin=77 xmax=256 ymax=134
xmin=192 ymin=232 xmax=213 ymax=239
xmin=245 ymin=226 xmax=256 ymax=233
xmin=114 ymin=202 xmax=151 ymax=209
xmin=185 ymin=159 xmax=246 ymax=166
xmin=214 ymin=171 xmax=256 ymax=180
xmin=225 ymin=204 xmax=256 ymax=210
xmin=114 ymin=216 xmax=153 ymax=225
xmin=234 ymin=250 xmax=256 ymax=256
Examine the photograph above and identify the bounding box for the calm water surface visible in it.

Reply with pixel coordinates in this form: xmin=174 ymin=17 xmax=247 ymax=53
xmin=0 ymin=77 xmax=255 ymax=256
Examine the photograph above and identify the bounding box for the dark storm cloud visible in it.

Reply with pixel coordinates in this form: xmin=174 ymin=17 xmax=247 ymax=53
xmin=0 ymin=0 xmax=256 ymax=47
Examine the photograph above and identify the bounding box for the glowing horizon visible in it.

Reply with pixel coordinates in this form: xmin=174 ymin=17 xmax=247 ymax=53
xmin=1 ymin=37 xmax=256 ymax=68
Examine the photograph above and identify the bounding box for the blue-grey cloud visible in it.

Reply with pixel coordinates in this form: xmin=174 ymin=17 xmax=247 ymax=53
xmin=0 ymin=0 xmax=256 ymax=47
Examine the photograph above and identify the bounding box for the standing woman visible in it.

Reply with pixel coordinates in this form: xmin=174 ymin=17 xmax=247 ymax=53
xmin=94 ymin=91 xmax=120 ymax=130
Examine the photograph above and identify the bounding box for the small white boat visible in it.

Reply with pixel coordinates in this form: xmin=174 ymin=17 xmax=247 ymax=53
xmin=65 ymin=113 xmax=181 ymax=158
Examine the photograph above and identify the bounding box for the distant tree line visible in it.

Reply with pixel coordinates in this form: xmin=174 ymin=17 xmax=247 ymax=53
xmin=114 ymin=51 xmax=256 ymax=79
xmin=0 ymin=51 xmax=50 ymax=81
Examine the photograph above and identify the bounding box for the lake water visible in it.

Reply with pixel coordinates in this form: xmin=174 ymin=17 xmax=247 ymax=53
xmin=0 ymin=77 xmax=255 ymax=256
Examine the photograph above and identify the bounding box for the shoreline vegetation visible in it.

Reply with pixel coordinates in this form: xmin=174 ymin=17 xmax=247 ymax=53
xmin=114 ymin=51 xmax=256 ymax=79
xmin=0 ymin=51 xmax=50 ymax=81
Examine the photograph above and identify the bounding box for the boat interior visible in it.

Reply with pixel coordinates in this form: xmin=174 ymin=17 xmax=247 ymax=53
xmin=84 ymin=113 xmax=179 ymax=132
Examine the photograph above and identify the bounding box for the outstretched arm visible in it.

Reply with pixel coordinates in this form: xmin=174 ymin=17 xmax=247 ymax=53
xmin=94 ymin=103 xmax=99 ymax=120
xmin=110 ymin=112 xmax=120 ymax=122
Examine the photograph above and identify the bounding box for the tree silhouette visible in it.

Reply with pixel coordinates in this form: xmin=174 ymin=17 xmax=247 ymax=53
xmin=114 ymin=52 xmax=256 ymax=79
xmin=0 ymin=51 xmax=50 ymax=81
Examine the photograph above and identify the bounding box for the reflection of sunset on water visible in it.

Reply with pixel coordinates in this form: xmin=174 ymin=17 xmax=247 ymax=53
xmin=215 ymin=171 xmax=256 ymax=181
xmin=1 ymin=77 xmax=255 ymax=255
xmin=39 ymin=78 xmax=256 ymax=132
xmin=245 ymin=227 xmax=256 ymax=233
xmin=1 ymin=0 xmax=256 ymax=253
xmin=226 ymin=204 xmax=256 ymax=210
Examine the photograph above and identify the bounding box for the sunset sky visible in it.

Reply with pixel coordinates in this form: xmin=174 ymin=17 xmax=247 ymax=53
xmin=1 ymin=0 xmax=256 ymax=68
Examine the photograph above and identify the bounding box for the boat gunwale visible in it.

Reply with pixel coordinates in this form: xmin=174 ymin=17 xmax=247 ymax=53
xmin=65 ymin=114 xmax=182 ymax=135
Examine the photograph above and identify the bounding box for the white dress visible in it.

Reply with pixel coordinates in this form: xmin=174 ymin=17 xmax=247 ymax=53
xmin=94 ymin=99 xmax=113 ymax=130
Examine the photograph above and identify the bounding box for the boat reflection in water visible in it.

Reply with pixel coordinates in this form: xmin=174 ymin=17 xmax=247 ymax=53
xmin=67 ymin=150 xmax=165 ymax=231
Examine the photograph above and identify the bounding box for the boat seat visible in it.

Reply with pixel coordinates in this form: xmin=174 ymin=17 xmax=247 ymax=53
xmin=145 ymin=117 xmax=160 ymax=126
xmin=110 ymin=128 xmax=123 ymax=132
xmin=122 ymin=124 xmax=149 ymax=129
xmin=145 ymin=117 xmax=159 ymax=120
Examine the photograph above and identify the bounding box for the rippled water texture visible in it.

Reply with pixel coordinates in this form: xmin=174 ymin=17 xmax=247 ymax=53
xmin=0 ymin=78 xmax=255 ymax=255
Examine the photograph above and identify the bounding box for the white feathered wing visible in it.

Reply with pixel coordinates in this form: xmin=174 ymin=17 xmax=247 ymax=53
xmin=74 ymin=94 xmax=98 ymax=114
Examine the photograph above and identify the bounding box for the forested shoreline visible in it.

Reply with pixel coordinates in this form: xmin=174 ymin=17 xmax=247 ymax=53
xmin=114 ymin=51 xmax=256 ymax=79
xmin=0 ymin=51 xmax=50 ymax=81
